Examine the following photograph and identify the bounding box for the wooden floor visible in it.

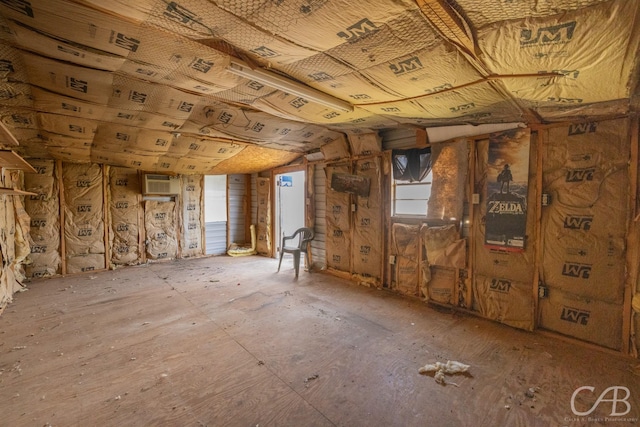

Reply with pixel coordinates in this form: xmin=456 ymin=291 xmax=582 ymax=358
xmin=1 ymin=256 xmax=638 ymax=426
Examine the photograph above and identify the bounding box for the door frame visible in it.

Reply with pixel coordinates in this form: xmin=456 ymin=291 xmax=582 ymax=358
xmin=271 ymin=164 xmax=307 ymax=258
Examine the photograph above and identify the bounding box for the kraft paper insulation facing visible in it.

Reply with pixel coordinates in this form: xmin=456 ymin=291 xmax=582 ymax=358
xmin=0 ymin=0 xmax=350 ymax=172
xmin=538 ymin=118 xmax=629 ymax=349
xmin=321 ymin=137 xmax=351 ymax=162
xmin=471 ymin=130 xmax=537 ymax=330
xmin=0 ymin=169 xmax=29 ymax=312
xmin=473 ymin=135 xmax=538 ymax=284
xmin=391 ymin=223 xmax=420 ymax=297
xmin=108 ymin=167 xmax=141 ymax=266
xmin=476 ymin=0 xmax=640 ymax=120
xmin=24 ymin=160 xmax=60 ymax=278
xmin=145 ymin=200 xmax=178 ymax=260
xmin=427 ymin=139 xmax=467 ymax=223
xmin=325 ymin=164 xmax=351 ymax=272
xmin=541 ymin=119 xmax=629 ymax=302
xmin=255 ymin=177 xmax=271 ymax=256
xmin=62 ymin=163 xmax=106 ymax=273
xmin=420 ymin=225 xmax=465 ymax=305
xmin=352 ymin=158 xmax=382 ymax=285
xmin=180 ymin=175 xmax=203 ymax=258
xmin=7 ymin=170 xmax=30 ymax=277
xmin=473 ymin=274 xmax=535 ymax=331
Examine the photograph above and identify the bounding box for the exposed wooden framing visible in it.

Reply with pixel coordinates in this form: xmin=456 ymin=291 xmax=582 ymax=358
xmin=271 ymin=164 xmax=306 ymax=260
xmin=416 ymin=129 xmax=428 ymax=148
xmin=0 ymin=150 xmax=37 ymax=173
xmin=623 ymin=115 xmax=639 ymax=354
xmin=57 ymin=160 xmax=66 ymax=276
xmin=176 ymin=180 xmax=183 ymax=259
xmin=536 ymin=329 xmax=627 ymax=358
xmin=532 ymin=129 xmax=544 ymax=328
xmin=325 ymin=267 xmax=352 ymax=281
xmin=138 ymin=170 xmax=146 ymax=264
xmin=244 ymin=174 xmax=251 ymax=243
xmin=466 ymin=138 xmax=477 ymax=309
xmin=0 ymin=187 xmax=36 ymax=196
xmin=200 ymin=175 xmax=205 ymax=257
xmin=384 ymin=152 xmax=393 ymax=289
xmin=102 ymin=165 xmax=110 ymax=271
xmin=305 ymin=161 xmax=315 ymax=270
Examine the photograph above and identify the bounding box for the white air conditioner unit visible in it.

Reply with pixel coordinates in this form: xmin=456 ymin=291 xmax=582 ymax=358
xmin=143 ymin=174 xmax=180 ymax=195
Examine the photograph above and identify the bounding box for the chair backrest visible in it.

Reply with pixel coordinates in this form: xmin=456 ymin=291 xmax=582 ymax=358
xmin=293 ymin=227 xmax=314 ymax=251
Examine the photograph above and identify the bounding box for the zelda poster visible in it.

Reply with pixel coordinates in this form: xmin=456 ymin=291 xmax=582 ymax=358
xmin=484 ymin=128 xmax=530 ymax=251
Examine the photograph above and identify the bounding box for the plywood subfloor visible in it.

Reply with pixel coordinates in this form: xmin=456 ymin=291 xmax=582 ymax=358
xmin=1 ymin=256 xmax=639 ymax=426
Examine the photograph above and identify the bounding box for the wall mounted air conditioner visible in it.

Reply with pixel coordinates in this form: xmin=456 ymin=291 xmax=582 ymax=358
xmin=143 ymin=174 xmax=180 ymax=195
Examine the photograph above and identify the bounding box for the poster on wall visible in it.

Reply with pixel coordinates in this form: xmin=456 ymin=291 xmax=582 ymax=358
xmin=484 ymin=128 xmax=530 ymax=251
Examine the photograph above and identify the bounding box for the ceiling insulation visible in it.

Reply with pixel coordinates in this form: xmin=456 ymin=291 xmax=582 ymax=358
xmin=0 ymin=0 xmax=638 ymax=175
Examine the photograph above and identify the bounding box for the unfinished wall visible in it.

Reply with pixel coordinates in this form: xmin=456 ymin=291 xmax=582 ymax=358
xmin=0 ymin=169 xmax=29 ymax=313
xmin=62 ymin=163 xmax=106 ymax=274
xmin=539 ymin=118 xmax=629 ymax=350
xmin=180 ymin=175 xmax=204 ymax=258
xmin=472 ymin=130 xmax=537 ymax=331
xmin=255 ymin=177 xmax=271 ymax=256
xmin=325 ymin=163 xmax=351 ymax=273
xmin=144 ymin=200 xmax=178 ymax=261
xmin=24 ymin=159 xmax=60 ymax=278
xmin=108 ymin=167 xmax=142 ymax=266
xmin=352 ymin=157 xmax=383 ymax=285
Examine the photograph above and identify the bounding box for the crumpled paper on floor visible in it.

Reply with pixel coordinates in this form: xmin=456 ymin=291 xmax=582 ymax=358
xmin=418 ymin=360 xmax=470 ymax=386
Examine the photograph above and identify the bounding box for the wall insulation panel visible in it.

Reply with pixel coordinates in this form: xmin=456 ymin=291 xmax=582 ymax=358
xmin=108 ymin=167 xmax=141 ymax=266
xmin=391 ymin=223 xmax=419 ymax=297
xmin=62 ymin=163 xmax=105 ymax=273
xmin=180 ymin=175 xmax=203 ymax=258
xmin=24 ymin=159 xmax=60 ymax=278
xmin=255 ymin=177 xmax=271 ymax=256
xmin=144 ymin=200 xmax=178 ymax=260
xmin=539 ymin=118 xmax=630 ymax=349
xmin=352 ymin=158 xmax=382 ymax=285
xmin=325 ymin=163 xmax=351 ymax=272
xmin=473 ymin=135 xmax=538 ymax=284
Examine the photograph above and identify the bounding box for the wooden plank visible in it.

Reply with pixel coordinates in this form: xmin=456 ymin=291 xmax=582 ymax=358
xmin=244 ymin=173 xmax=251 ymax=243
xmin=0 ymin=121 xmax=19 ymax=146
xmin=305 ymin=162 xmax=314 ymax=269
xmin=2 ymin=255 xmax=639 ymax=426
xmin=416 ymin=128 xmax=428 ymax=147
xmin=57 ymin=160 xmax=66 ymax=276
xmin=200 ymin=175 xmax=205 ymax=257
xmin=102 ymin=164 xmax=110 ymax=270
xmin=138 ymin=170 xmax=146 ymax=264
xmin=0 ymin=187 xmax=36 ymax=196
xmin=532 ymin=129 xmax=544 ymax=328
xmin=466 ymin=138 xmax=476 ymax=308
xmin=623 ymin=115 xmax=639 ymax=354
xmin=0 ymin=149 xmax=37 ymax=173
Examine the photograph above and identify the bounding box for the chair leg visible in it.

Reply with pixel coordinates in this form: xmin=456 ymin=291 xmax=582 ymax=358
xmin=277 ymin=249 xmax=285 ymax=272
xmin=293 ymin=251 xmax=300 ymax=278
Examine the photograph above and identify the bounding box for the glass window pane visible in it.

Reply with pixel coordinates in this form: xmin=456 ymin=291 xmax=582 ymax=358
xmin=395 ymin=199 xmax=427 ymax=216
xmin=396 ymin=183 xmax=430 ymax=200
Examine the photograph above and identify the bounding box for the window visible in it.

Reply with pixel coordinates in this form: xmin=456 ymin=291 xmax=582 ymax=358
xmin=393 ymin=170 xmax=432 ymax=216
xmin=391 ymin=147 xmax=432 ymax=217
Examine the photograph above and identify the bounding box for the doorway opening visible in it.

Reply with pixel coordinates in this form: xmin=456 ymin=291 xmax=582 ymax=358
xmin=274 ymin=170 xmax=305 ymax=257
xmin=204 ymin=175 xmax=227 ymax=255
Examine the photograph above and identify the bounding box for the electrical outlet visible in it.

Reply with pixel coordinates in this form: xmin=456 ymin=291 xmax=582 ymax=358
xmin=389 ymin=255 xmax=396 ymax=264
